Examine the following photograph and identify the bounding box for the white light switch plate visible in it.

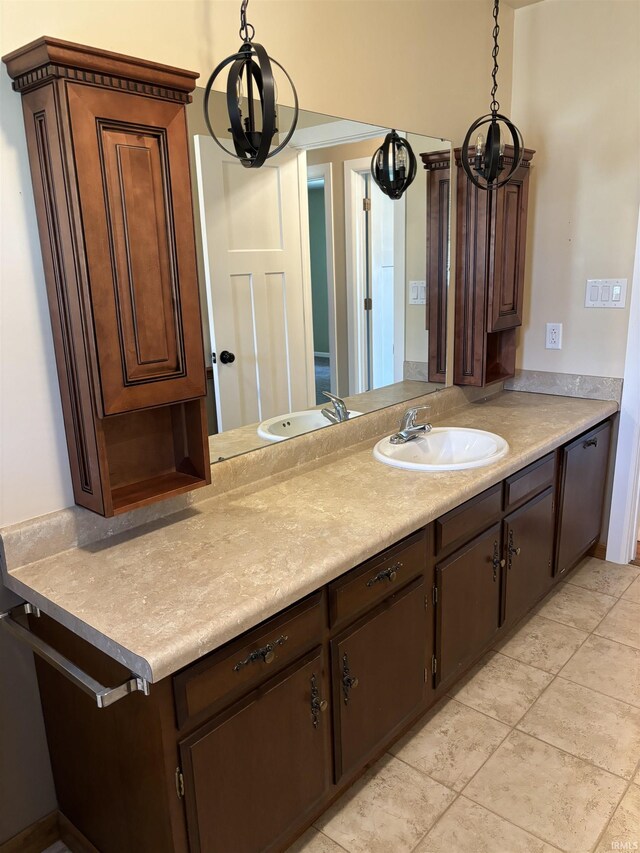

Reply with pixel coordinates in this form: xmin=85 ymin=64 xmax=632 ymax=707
xmin=585 ymin=279 xmax=627 ymax=308
xmin=409 ymin=281 xmax=426 ymax=305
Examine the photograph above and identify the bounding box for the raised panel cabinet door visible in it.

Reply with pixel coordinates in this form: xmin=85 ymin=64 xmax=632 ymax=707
xmin=67 ymin=82 xmax=206 ymax=415
xmin=435 ymin=523 xmax=502 ymax=686
xmin=179 ymin=649 xmax=331 ymax=853
xmin=332 ymin=578 xmax=428 ymax=780
xmin=487 ymin=171 xmax=529 ymax=332
xmin=503 ymin=488 xmax=555 ymax=628
xmin=556 ymin=420 xmax=612 ymax=576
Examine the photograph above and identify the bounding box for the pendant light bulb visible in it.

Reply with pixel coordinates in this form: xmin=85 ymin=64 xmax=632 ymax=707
xmin=203 ymin=0 xmax=299 ymax=168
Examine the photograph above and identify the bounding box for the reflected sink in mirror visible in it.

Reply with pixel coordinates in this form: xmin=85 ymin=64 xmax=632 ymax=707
xmin=373 ymin=427 xmax=509 ymax=472
xmin=258 ymin=409 xmax=363 ymax=442
xmin=188 ymin=88 xmax=453 ymax=463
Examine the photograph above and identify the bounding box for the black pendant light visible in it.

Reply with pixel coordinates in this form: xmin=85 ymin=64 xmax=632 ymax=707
xmin=371 ymin=130 xmax=417 ymax=200
xmin=461 ymin=0 xmax=524 ymax=191
xmin=203 ymin=0 xmax=299 ymax=168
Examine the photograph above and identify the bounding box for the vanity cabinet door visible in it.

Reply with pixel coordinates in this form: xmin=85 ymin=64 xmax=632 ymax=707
xmin=503 ymin=488 xmax=555 ymax=628
xmin=556 ymin=420 xmax=612 ymax=577
xmin=486 ymin=173 xmax=529 ymax=332
xmin=67 ymin=83 xmax=206 ymax=416
xmin=434 ymin=524 xmax=502 ymax=687
xmin=332 ymin=578 xmax=428 ymax=781
xmin=179 ymin=649 xmax=331 ymax=853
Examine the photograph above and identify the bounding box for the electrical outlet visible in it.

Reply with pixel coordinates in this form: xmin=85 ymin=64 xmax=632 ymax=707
xmin=546 ymin=322 xmax=562 ymax=350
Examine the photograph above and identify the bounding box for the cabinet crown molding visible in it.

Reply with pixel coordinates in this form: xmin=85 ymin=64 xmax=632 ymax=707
xmin=2 ymin=36 xmax=199 ymax=101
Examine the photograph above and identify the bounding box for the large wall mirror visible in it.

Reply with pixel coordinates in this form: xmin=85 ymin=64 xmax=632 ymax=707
xmin=187 ymin=89 xmax=452 ymax=461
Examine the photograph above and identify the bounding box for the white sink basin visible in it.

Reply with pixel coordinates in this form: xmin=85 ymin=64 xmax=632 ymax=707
xmin=373 ymin=427 xmax=509 ymax=471
xmin=258 ymin=409 xmax=362 ymax=442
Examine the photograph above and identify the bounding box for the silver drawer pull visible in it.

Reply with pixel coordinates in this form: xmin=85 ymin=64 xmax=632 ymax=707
xmin=366 ymin=561 xmax=403 ymax=587
xmin=0 ymin=604 xmax=150 ymax=709
xmin=233 ymin=635 xmax=289 ymax=671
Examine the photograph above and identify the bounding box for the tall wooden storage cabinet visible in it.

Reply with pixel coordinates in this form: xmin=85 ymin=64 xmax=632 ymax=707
xmin=3 ymin=37 xmax=211 ymax=516
xmin=424 ymin=146 xmax=535 ymax=387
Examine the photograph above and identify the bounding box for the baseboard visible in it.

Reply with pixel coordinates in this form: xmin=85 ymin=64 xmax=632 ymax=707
xmin=590 ymin=541 xmax=607 ymax=560
xmin=58 ymin=813 xmax=100 ymax=853
xmin=0 ymin=811 xmax=58 ymax=853
xmin=0 ymin=811 xmax=99 ymax=853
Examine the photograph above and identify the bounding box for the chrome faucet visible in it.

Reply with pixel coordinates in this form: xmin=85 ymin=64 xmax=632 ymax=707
xmin=390 ymin=406 xmax=432 ymax=444
xmin=321 ymin=391 xmax=350 ymax=424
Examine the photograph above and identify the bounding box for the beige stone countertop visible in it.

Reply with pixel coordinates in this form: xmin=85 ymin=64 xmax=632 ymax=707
xmin=3 ymin=392 xmax=617 ymax=683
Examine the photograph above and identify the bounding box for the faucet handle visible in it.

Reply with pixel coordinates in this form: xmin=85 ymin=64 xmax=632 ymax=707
xmin=401 ymin=405 xmax=431 ymax=430
xmin=322 ymin=391 xmax=341 ymax=404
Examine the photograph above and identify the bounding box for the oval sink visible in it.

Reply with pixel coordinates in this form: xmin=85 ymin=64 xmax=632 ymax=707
xmin=258 ymin=409 xmax=362 ymax=442
xmin=373 ymin=427 xmax=509 ymax=471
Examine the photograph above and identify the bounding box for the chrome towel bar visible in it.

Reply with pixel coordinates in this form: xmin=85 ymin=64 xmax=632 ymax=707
xmin=0 ymin=603 xmax=150 ymax=708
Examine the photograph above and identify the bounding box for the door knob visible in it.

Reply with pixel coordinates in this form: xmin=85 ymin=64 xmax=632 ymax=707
xmin=219 ymin=350 xmax=236 ymax=364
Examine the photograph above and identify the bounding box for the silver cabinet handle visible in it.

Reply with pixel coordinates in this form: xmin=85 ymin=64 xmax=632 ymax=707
xmin=0 ymin=604 xmax=150 ymax=709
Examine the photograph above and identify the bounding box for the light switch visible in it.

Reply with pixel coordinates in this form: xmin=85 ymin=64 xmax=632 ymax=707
xmin=585 ymin=279 xmax=627 ymax=309
xmin=409 ymin=281 xmax=426 ymax=305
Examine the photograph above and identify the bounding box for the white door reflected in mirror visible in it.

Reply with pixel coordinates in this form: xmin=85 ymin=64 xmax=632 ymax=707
xmin=195 ymin=136 xmax=315 ymax=433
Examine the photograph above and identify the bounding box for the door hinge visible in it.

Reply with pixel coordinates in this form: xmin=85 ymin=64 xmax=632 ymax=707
xmin=424 ymin=666 xmax=429 ymax=683
xmin=424 ymin=594 xmax=429 ymax=611
xmin=175 ymin=767 xmax=185 ymax=799
xmin=431 ymin=655 xmax=438 ymax=675
xmin=362 ymin=197 xmax=371 ymax=212
xmin=364 ymin=296 xmax=373 ymax=311
xmin=432 ymin=586 xmax=438 ymax=606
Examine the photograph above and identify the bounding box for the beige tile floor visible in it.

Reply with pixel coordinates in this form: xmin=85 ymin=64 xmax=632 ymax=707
xmin=42 ymin=558 xmax=640 ymax=853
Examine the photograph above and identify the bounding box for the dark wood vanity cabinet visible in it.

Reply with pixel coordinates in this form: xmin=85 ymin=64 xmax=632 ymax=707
xmin=433 ymin=451 xmax=556 ymax=687
xmin=180 ymin=649 xmax=332 ymax=853
xmin=555 ymin=420 xmax=612 ymax=576
xmin=2 ymin=38 xmax=210 ymax=516
xmin=27 ymin=421 xmax=613 ymax=853
xmin=332 ymin=578 xmax=429 ymax=780
xmin=423 ymin=146 xmax=535 ymax=387
xmin=435 ymin=524 xmax=502 ymax=686
xmin=503 ymin=488 xmax=555 ymax=627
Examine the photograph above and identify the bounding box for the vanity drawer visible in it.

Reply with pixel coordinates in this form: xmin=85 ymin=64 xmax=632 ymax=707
xmin=328 ymin=529 xmax=427 ymax=628
xmin=436 ymin=483 xmax=502 ymax=556
xmin=173 ymin=591 xmax=324 ymax=730
xmin=504 ymin=452 xmax=556 ymax=511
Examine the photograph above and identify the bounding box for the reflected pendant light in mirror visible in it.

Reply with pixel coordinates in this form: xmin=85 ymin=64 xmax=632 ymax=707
xmin=461 ymin=0 xmax=524 ymax=191
xmin=203 ymin=0 xmax=299 ymax=168
xmin=371 ymin=130 xmax=417 ymax=200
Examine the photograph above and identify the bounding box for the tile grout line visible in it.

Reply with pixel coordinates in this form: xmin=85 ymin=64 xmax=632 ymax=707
xmin=588 ymin=773 xmax=638 ymax=853
xmin=406 ymin=790 xmax=462 ymax=853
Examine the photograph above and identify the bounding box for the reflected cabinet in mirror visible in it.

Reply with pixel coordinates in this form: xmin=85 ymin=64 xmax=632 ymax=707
xmin=187 ymin=90 xmax=453 ymax=461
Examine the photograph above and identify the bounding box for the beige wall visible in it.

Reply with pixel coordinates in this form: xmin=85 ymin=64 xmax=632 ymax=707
xmin=512 ymin=0 xmax=640 ymax=377
xmin=0 ymin=0 xmax=508 ymax=842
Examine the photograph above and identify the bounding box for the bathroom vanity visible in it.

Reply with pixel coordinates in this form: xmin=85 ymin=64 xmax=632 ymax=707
xmin=0 ymin=394 xmax=614 ymax=853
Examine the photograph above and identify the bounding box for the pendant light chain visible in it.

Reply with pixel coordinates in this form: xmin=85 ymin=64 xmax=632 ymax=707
xmin=239 ymin=0 xmax=255 ymax=43
xmin=490 ymin=0 xmax=500 ymax=115
xmin=460 ymin=0 xmax=524 ymax=189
